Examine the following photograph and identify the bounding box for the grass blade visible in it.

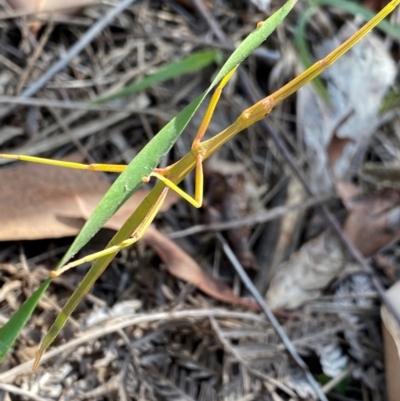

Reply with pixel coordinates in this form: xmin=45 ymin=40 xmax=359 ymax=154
xmin=0 ymin=0 xmax=298 ymax=363
xmin=0 ymin=280 xmax=50 ymax=362
xmin=93 ymin=49 xmax=223 ymax=104
xmin=309 ymin=0 xmax=400 ymax=38
xmin=58 ymin=0 xmax=298 ymax=268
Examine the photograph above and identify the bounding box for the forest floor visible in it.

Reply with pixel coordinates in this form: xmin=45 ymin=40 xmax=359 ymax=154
xmin=0 ymin=1 xmax=400 ymax=400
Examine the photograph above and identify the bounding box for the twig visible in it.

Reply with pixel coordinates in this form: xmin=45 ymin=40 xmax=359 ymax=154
xmin=0 ymin=0 xmax=138 ymax=120
xmin=0 ymin=383 xmax=51 ymax=401
xmin=258 ymin=114 xmax=400 ymax=328
xmin=209 ymin=316 xmax=297 ymax=398
xmin=168 ymin=194 xmax=333 ymax=238
xmin=217 ymin=233 xmax=329 ymax=401
xmin=190 ymin=0 xmax=226 ymax=43
xmin=0 ymin=96 xmax=169 ymax=114
xmin=0 ymin=309 xmax=264 ymax=383
xmin=16 ymin=20 xmax=55 ymax=94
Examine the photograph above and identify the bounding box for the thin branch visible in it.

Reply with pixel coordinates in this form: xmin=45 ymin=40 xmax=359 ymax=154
xmin=0 ymin=0 xmax=139 ymax=120
xmin=217 ymin=233 xmax=329 ymax=401
xmin=0 ymin=309 xmax=264 ymax=383
xmin=168 ymin=194 xmax=333 ymax=238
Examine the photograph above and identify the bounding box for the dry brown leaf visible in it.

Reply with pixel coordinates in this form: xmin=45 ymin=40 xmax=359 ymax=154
xmin=80 ymin=197 xmax=260 ymax=311
xmin=0 ymin=157 xmax=182 ymax=240
xmin=267 ymin=121 xmax=400 ymax=310
xmin=343 ymin=190 xmax=400 ymax=256
xmin=363 ymin=0 xmax=390 ymax=11
xmin=6 ymin=0 xmax=94 ymax=14
xmin=0 ymin=158 xmax=258 ymax=310
xmin=381 ymin=281 xmax=400 ymax=401
xmin=266 ymin=231 xmax=345 ymax=309
xmin=267 ymin=189 xmax=400 ymax=309
xmin=0 ymin=159 xmax=178 ymax=240
xmin=0 ymin=160 xmax=108 ymax=240
xmin=143 ymin=228 xmax=260 ymax=311
xmin=6 ymin=0 xmax=96 ymax=33
xmin=298 ymin=24 xmax=396 ymax=192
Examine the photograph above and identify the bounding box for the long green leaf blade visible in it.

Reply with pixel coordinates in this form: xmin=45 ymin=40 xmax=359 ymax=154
xmin=0 ymin=0 xmax=297 ymax=363
xmin=59 ymin=0 xmax=298 ymax=267
xmin=93 ymin=49 xmax=223 ymax=104
xmin=0 ymin=280 xmax=50 ymax=362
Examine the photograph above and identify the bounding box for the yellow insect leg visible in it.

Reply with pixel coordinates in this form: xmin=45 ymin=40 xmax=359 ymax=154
xmin=0 ymin=153 xmax=127 ymax=173
xmin=143 ymin=67 xmax=239 ymax=209
xmin=49 ymin=187 xmax=170 ymax=278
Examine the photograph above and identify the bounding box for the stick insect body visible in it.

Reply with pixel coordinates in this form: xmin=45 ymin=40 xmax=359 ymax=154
xmin=1 ymin=0 xmax=399 ymax=369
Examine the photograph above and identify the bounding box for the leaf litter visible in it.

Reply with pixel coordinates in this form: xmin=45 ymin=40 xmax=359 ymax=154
xmin=1 ymin=0 xmax=400 ymax=400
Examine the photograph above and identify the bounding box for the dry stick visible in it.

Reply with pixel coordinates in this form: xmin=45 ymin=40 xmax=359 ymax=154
xmin=209 ymin=316 xmax=297 ymax=397
xmin=16 ymin=20 xmax=55 ymax=94
xmin=0 ymin=383 xmax=49 ymax=401
xmin=0 ymin=96 xmax=126 ymax=111
xmin=0 ymin=309 xmax=265 ymax=383
xmin=0 ymin=0 xmax=138 ymax=121
xmin=168 ymin=194 xmax=333 ymax=238
xmin=190 ymin=1 xmax=328 ymax=400
xmin=217 ymin=234 xmax=329 ymax=401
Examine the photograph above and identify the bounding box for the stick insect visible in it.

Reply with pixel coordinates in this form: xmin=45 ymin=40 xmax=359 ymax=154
xmin=1 ymin=0 xmax=399 ymax=370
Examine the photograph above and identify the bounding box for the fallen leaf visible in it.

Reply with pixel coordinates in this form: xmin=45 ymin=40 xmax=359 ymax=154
xmin=0 ymin=157 xmax=258 ymax=310
xmin=0 ymin=159 xmax=108 ymax=240
xmin=6 ymin=0 xmax=95 ymax=14
xmin=342 ymin=190 xmax=400 ymax=256
xmin=267 ymin=189 xmax=400 ymax=310
xmin=267 ymin=113 xmax=400 ymax=310
xmin=381 ymin=280 xmax=400 ymax=401
xmin=266 ymin=231 xmax=345 ymax=309
xmin=144 ymin=228 xmax=260 ymax=311
xmin=6 ymin=0 xmax=96 ymax=33
xmin=0 ymin=158 xmax=177 ymax=240
xmin=298 ymin=23 xmax=396 ymax=192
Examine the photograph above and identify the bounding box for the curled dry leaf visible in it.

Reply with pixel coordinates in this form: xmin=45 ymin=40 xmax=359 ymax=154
xmin=266 ymin=231 xmax=345 ymax=309
xmin=0 ymin=157 xmax=258 ymax=310
xmin=143 ymin=228 xmax=260 ymax=311
xmin=267 ymin=130 xmax=400 ymax=309
xmin=267 ymin=189 xmax=400 ymax=309
xmin=298 ymin=23 xmax=396 ymax=192
xmin=342 ymin=190 xmax=400 ymax=256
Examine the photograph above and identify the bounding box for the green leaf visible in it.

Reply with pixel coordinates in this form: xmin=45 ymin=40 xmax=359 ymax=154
xmin=305 ymin=0 xmax=400 ymax=38
xmin=93 ymin=49 xmax=223 ymax=104
xmin=0 ymin=280 xmax=50 ymax=362
xmin=0 ymin=0 xmax=297 ymax=363
xmin=59 ymin=0 xmax=298 ymax=268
